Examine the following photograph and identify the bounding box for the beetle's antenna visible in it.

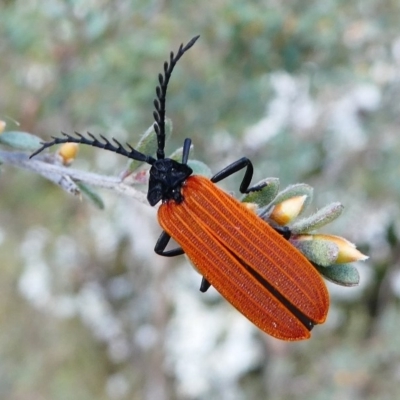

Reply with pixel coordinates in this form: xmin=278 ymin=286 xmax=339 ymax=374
xmin=30 ymin=36 xmax=200 ymax=163
xmin=153 ymin=35 xmax=200 ymax=160
xmin=30 ymin=131 xmax=156 ymax=164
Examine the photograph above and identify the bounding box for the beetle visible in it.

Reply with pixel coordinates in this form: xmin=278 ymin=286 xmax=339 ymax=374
xmin=31 ymin=35 xmax=329 ymax=340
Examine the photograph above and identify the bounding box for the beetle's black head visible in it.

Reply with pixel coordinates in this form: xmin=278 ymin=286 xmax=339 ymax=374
xmin=147 ymin=158 xmax=193 ymax=206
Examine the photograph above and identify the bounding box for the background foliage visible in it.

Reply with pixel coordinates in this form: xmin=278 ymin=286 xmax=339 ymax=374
xmin=1 ymin=1 xmax=400 ymax=399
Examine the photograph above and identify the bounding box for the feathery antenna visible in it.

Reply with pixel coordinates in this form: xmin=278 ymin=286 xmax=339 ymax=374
xmin=30 ymin=132 xmax=155 ymax=164
xmin=30 ymin=36 xmax=200 ymax=164
xmin=153 ymin=35 xmax=200 ymax=160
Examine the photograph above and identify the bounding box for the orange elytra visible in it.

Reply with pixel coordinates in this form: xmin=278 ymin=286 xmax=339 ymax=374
xmin=31 ymin=36 xmax=329 ymax=340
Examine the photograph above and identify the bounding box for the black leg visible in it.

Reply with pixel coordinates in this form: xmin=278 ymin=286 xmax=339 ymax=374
xmin=274 ymin=225 xmax=292 ymax=240
xmin=155 ymin=231 xmax=211 ymax=292
xmin=211 ymin=157 xmax=253 ymax=192
xmin=211 ymin=157 xmax=267 ymax=194
xmin=199 ymin=277 xmax=211 ymax=292
xmin=182 ymin=138 xmax=191 ymax=164
xmin=154 ymin=231 xmax=185 ymax=257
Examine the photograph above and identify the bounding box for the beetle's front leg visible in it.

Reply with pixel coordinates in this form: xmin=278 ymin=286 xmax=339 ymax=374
xmin=211 ymin=157 xmax=267 ymax=194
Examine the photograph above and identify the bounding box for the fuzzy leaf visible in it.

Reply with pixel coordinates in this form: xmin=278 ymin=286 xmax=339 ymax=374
xmin=272 ymin=183 xmax=313 ymax=214
xmin=292 ymin=236 xmax=339 ymax=266
xmin=188 ymin=160 xmax=212 ymax=178
xmin=128 ymin=119 xmax=172 ymax=172
xmin=241 ymin=178 xmax=280 ymax=206
xmin=168 ymin=142 xmax=212 ymax=177
xmin=315 ymin=263 xmax=360 ymax=287
xmin=291 ymin=202 xmax=344 ymax=234
xmin=169 ymin=142 xmax=193 ymax=163
xmin=0 ymin=131 xmax=43 ymax=151
xmin=312 ymin=234 xmax=368 ymax=263
xmin=75 ymin=182 xmax=105 ymax=209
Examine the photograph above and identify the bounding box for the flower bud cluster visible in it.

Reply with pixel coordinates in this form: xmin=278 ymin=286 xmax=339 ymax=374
xmin=241 ymin=179 xmax=367 ymax=286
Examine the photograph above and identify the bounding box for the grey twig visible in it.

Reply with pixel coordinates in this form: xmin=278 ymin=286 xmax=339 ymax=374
xmin=0 ymin=150 xmax=148 ymax=204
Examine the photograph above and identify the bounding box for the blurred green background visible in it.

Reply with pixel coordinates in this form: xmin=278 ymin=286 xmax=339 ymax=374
xmin=1 ymin=1 xmax=400 ymax=399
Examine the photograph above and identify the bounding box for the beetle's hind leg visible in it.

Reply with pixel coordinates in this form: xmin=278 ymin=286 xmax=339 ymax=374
xmin=154 ymin=231 xmax=185 ymax=257
xmin=199 ymin=277 xmax=211 ymax=292
xmin=154 ymin=231 xmax=211 ymax=292
xmin=273 ymin=225 xmax=291 ymax=240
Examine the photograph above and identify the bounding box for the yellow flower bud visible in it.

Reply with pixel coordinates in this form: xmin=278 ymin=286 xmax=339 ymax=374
xmin=312 ymin=234 xmax=368 ymax=264
xmin=0 ymin=120 xmax=6 ymax=134
xmin=270 ymin=195 xmax=307 ymax=225
xmin=57 ymin=143 xmax=79 ymax=165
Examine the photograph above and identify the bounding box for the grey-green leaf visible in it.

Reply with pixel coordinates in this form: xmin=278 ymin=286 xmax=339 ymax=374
xmin=76 ymin=182 xmax=105 ymax=209
xmin=128 ymin=118 xmax=173 ymax=172
xmin=169 ymin=143 xmax=192 ymax=162
xmin=0 ymin=131 xmax=43 ymax=151
xmin=187 ymin=160 xmax=212 ymax=178
xmin=291 ymin=202 xmax=344 ymax=234
xmin=272 ymin=183 xmax=313 ymax=213
xmin=315 ymin=263 xmax=360 ymax=287
xmin=241 ymin=178 xmax=280 ymax=206
xmin=292 ymin=238 xmax=339 ymax=266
